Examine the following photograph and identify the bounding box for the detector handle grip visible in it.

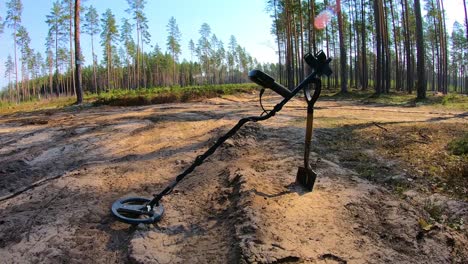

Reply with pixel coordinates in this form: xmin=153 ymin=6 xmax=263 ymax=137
xmin=248 ymin=70 xmax=292 ymax=98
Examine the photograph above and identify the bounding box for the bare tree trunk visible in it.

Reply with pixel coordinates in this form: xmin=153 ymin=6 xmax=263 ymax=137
xmin=389 ymin=0 xmax=400 ymax=91
xmin=374 ymin=0 xmax=382 ymax=94
xmin=338 ymin=0 xmax=347 ymax=93
xmin=273 ymin=0 xmax=283 ymax=84
xmin=13 ymin=22 xmax=19 ymax=103
xmin=75 ymin=0 xmax=83 ymax=104
xmin=402 ymin=0 xmax=412 ymax=93
xmin=54 ymin=22 xmax=60 ymax=97
xmin=360 ymin=0 xmax=368 ymax=90
xmin=298 ymin=0 xmax=305 ymax=80
xmin=136 ymin=23 xmax=140 ymax=88
xmin=285 ymin=0 xmax=294 ymax=90
xmin=439 ymin=0 xmax=448 ymax=94
xmin=415 ymin=0 xmax=426 ymax=99
xmin=382 ymin=0 xmax=391 ymax=93
xmin=91 ymin=33 xmax=98 ymax=94
xmin=464 ymin=0 xmax=468 ymax=40
xmin=325 ymin=0 xmax=331 ymax=89
xmin=69 ymin=1 xmax=75 ymax=96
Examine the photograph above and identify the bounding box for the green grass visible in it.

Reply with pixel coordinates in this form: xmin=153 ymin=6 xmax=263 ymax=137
xmin=90 ymin=83 xmax=259 ymax=106
xmin=0 ymin=97 xmax=76 ymax=115
xmin=0 ymin=84 xmax=259 ymax=114
xmin=320 ymin=89 xmax=468 ymax=111
xmin=448 ymin=134 xmax=468 ymax=156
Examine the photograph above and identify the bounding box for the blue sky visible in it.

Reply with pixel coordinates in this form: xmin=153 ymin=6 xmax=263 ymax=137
xmin=0 ymin=0 xmax=466 ymax=89
xmin=0 ymin=0 xmax=278 ymax=88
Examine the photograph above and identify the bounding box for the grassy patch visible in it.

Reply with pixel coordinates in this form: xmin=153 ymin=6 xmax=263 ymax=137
xmin=321 ymin=89 xmax=468 ymax=110
xmin=360 ymin=123 xmax=468 ymax=200
xmin=91 ymin=84 xmax=258 ymax=106
xmin=0 ymin=84 xmax=259 ymax=114
xmin=314 ymin=120 xmax=467 ymax=200
xmin=423 ymin=199 xmax=445 ymax=222
xmin=0 ymin=97 xmax=76 ymax=115
xmin=447 ymin=134 xmax=468 ymax=156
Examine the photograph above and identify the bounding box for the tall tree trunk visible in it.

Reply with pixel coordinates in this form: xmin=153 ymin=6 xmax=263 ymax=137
xmin=431 ymin=40 xmax=435 ymax=91
xmin=360 ymin=0 xmax=368 ymax=90
xmin=430 ymin=0 xmax=441 ymax=93
xmin=402 ymin=0 xmax=412 ymax=93
xmin=389 ymin=0 xmax=400 ymax=91
xmin=285 ymin=0 xmax=294 ymax=90
xmin=273 ymin=0 xmax=283 ymax=83
xmin=439 ymin=0 xmax=448 ymax=94
xmin=325 ymin=0 xmax=331 ymax=89
xmin=13 ymin=22 xmax=19 ymax=103
xmin=464 ymin=0 xmax=468 ymax=40
xmin=308 ymin=0 xmax=316 ymax=53
xmin=383 ymin=0 xmax=391 ymax=93
xmin=349 ymin=3 xmax=354 ymax=89
xmin=414 ymin=0 xmax=426 ymax=99
xmin=69 ymin=1 xmax=75 ymax=96
xmin=136 ymin=23 xmax=140 ymax=88
xmin=337 ymin=0 xmax=347 ymax=93
xmin=374 ymin=0 xmax=382 ymax=94
xmin=298 ymin=0 xmax=305 ymax=80
xmin=74 ymin=0 xmax=83 ymax=104
xmin=293 ymin=11 xmax=300 ymax=85
xmin=55 ymin=22 xmax=60 ymax=97
xmin=353 ymin=0 xmax=361 ymax=89
xmin=91 ymin=34 xmax=98 ymax=94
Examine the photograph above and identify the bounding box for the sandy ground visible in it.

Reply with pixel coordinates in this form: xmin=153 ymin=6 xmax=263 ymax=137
xmin=0 ymin=93 xmax=467 ymax=263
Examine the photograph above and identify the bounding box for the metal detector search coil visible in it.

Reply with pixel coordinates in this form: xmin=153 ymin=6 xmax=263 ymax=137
xmin=111 ymin=51 xmax=332 ymax=224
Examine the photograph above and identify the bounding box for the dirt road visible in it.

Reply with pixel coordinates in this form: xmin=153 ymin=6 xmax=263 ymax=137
xmin=0 ymin=93 xmax=466 ymax=263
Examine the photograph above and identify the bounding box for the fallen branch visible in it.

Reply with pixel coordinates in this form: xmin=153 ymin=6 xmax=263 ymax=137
xmin=372 ymin=122 xmax=388 ymax=132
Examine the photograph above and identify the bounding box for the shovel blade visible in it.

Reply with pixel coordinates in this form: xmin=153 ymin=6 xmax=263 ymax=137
xmin=296 ymin=167 xmax=317 ymax=191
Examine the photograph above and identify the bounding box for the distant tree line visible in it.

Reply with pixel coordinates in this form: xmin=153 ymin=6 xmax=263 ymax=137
xmin=267 ymin=0 xmax=468 ymax=98
xmin=0 ymin=0 xmax=279 ymax=103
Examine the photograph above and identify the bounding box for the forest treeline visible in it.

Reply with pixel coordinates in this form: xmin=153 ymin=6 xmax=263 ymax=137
xmin=267 ymin=0 xmax=468 ymax=98
xmin=0 ymin=0 xmax=278 ymax=103
xmin=0 ymin=0 xmax=467 ymax=104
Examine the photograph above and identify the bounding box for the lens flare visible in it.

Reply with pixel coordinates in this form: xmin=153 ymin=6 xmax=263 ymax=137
xmin=314 ymin=0 xmax=341 ymax=30
xmin=314 ymin=8 xmax=334 ymax=30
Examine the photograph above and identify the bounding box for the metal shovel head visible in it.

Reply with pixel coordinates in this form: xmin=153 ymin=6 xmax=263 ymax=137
xmin=296 ymin=167 xmax=317 ymax=191
xmin=111 ymin=197 xmax=164 ymax=224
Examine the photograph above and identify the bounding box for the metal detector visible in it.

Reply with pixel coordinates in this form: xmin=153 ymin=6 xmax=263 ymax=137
xmin=111 ymin=51 xmax=332 ymax=224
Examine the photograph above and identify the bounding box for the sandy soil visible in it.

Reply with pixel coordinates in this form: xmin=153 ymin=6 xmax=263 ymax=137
xmin=0 ymin=93 xmax=467 ymax=263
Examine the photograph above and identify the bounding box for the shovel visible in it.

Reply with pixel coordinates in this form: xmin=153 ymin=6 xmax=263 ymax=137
xmin=296 ymin=78 xmax=321 ymax=191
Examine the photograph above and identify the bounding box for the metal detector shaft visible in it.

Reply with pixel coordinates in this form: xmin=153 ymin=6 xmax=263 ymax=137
xmin=147 ymin=71 xmax=320 ymax=208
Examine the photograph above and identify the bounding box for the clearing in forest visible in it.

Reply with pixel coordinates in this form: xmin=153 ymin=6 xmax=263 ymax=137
xmin=0 ymin=93 xmax=467 ymax=263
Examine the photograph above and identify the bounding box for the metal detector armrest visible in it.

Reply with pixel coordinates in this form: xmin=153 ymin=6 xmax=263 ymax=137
xmin=304 ymin=51 xmax=333 ymax=77
xmin=248 ymin=70 xmax=292 ymax=98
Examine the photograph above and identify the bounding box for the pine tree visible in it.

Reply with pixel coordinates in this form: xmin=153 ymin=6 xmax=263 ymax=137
xmin=46 ymin=1 xmax=67 ymax=96
xmin=197 ymin=23 xmax=213 ymax=84
xmin=4 ymin=55 xmax=15 ymax=101
xmin=166 ymin=17 xmax=182 ymax=84
xmin=16 ymin=25 xmax=31 ymax=101
xmin=100 ymin=9 xmax=119 ymax=90
xmin=62 ymin=0 xmax=75 ymax=96
xmin=126 ymin=0 xmax=150 ymax=88
xmin=120 ymin=18 xmax=135 ymax=89
xmin=5 ymin=0 xmax=23 ymax=103
xmin=83 ymin=5 xmax=99 ymax=93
